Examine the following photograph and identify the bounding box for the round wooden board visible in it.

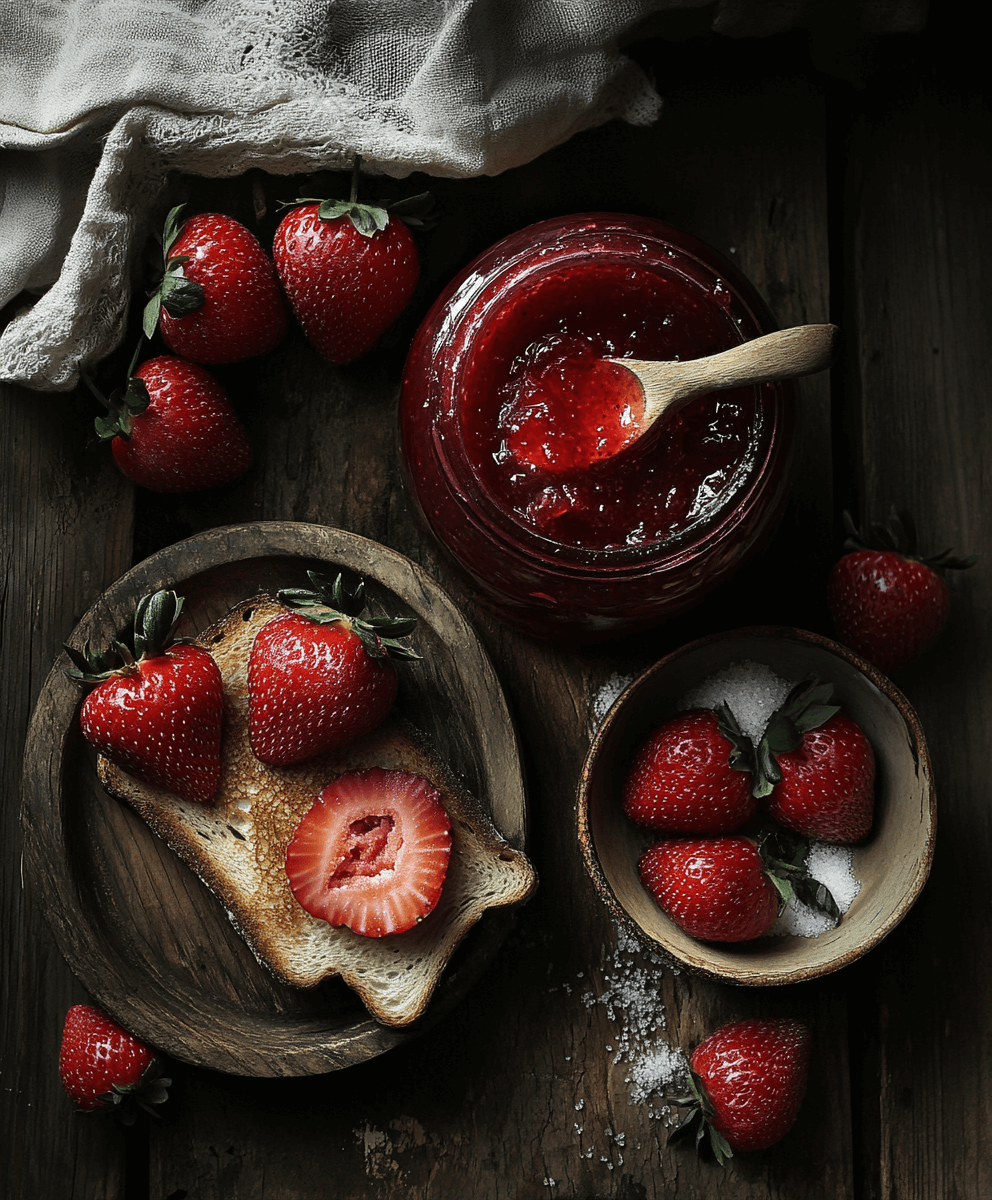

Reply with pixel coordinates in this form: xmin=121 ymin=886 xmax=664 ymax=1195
xmin=21 ymin=522 xmax=528 ymax=1077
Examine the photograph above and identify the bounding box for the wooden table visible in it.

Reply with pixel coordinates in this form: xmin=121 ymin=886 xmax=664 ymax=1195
xmin=4 ymin=14 xmax=989 ymax=1197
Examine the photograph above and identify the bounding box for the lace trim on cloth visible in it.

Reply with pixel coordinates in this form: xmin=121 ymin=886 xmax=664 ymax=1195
xmin=0 ymin=0 xmax=926 ymax=391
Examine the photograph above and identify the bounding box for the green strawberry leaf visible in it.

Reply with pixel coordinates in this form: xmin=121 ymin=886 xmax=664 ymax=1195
xmin=384 ymin=191 xmax=439 ymax=230
xmin=712 ymin=701 xmax=756 ymax=776
xmin=750 ymin=677 xmax=839 ymax=798
xmin=707 ymin=1125 xmax=734 ymax=1167
xmin=133 ymin=590 xmax=184 ymax=659
xmin=158 ymin=268 xmax=204 ymax=318
xmin=758 ymin=827 xmax=841 ymax=921
xmin=142 ymin=291 xmax=162 ymax=340
xmin=143 ymin=204 xmax=204 ymax=338
xmin=275 ymin=572 xmax=421 ymax=662
xmin=666 ymin=1108 xmax=702 ymax=1147
xmin=842 ymin=505 xmax=976 ymax=569
xmin=767 ymin=871 xmax=794 ymax=911
xmin=63 ymin=639 xmax=125 ymax=684
xmin=316 ymin=198 xmax=390 ymax=237
xmin=94 ymin=373 xmax=150 ymax=442
xmin=162 ymin=204 xmax=187 ymax=258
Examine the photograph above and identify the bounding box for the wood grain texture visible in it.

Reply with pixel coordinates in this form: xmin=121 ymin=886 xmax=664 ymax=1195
xmin=840 ymin=31 xmax=992 ymax=1200
xmin=1 ymin=382 xmax=134 ymax=1199
xmin=133 ymin=45 xmax=841 ymax=1200
xmin=10 ymin=17 xmax=987 ymax=1200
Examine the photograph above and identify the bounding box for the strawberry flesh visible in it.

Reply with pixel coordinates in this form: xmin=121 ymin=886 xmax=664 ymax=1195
xmin=286 ymin=768 xmax=452 ymax=937
xmin=623 ymin=709 xmax=756 ymax=835
xmin=80 ymin=643 xmax=224 ymax=803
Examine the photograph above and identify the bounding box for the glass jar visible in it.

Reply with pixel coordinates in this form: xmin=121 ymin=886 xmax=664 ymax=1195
xmin=400 ymin=213 xmax=796 ymax=640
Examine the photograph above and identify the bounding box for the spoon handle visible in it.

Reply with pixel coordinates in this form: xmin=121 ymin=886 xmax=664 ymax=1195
xmin=626 ymin=323 xmax=839 ymax=425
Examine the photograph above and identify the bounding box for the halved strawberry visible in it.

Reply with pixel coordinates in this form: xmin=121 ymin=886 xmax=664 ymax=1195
xmin=285 ymin=768 xmax=452 ymax=937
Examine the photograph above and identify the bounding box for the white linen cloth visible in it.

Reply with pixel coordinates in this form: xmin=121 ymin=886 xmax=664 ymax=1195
xmin=0 ymin=0 xmax=926 ymax=391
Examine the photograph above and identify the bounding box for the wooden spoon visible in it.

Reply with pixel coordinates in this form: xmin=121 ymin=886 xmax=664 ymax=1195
xmin=609 ymin=322 xmax=838 ymax=439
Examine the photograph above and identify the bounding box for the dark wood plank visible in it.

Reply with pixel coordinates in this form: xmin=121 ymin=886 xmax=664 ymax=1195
xmin=2 ymin=381 xmax=134 ymax=1197
xmin=134 ymin=36 xmax=843 ymax=1200
xmin=841 ymin=24 xmax=992 ymax=1198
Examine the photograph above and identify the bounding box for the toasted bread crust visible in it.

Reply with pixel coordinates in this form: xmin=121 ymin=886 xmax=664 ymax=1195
xmin=97 ymin=595 xmax=536 ymax=1027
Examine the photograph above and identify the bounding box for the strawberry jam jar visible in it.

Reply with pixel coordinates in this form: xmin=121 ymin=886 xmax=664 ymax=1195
xmin=400 ymin=214 xmax=795 ymax=639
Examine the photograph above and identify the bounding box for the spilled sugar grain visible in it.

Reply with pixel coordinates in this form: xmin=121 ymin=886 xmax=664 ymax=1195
xmin=591 ymin=672 xmax=637 ymax=733
xmin=581 ymin=929 xmax=687 ymax=1113
xmin=679 ymin=659 xmax=793 ymax=744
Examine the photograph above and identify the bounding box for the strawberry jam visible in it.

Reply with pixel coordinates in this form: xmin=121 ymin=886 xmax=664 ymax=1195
xmin=401 ymin=214 xmax=795 ymax=639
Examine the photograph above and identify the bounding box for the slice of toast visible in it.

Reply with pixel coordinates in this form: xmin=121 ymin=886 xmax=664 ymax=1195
xmin=96 ymin=594 xmax=537 ymax=1028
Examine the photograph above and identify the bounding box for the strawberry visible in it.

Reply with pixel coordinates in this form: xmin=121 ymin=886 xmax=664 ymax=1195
xmin=752 ymin=677 xmax=875 ymax=844
xmin=248 ymin=571 xmax=419 ymax=766
xmin=59 ymin=1004 xmax=170 ymax=1123
xmin=622 ymin=706 xmax=757 ymax=834
xmin=285 ymin=767 xmax=452 ymax=937
xmin=638 ymin=837 xmax=781 ymax=942
xmin=143 ymin=206 xmax=288 ymax=364
xmin=65 ymin=590 xmax=224 ymax=803
xmin=668 ymin=1018 xmax=811 ymax=1163
xmin=638 ymin=827 xmax=839 ymax=943
xmin=828 ymin=507 xmax=976 ymax=674
xmin=92 ymin=352 xmax=252 ymax=492
xmin=272 ymin=164 xmax=431 ymax=364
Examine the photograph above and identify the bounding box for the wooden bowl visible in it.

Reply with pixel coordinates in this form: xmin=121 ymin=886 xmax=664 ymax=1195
xmin=21 ymin=522 xmax=528 ymax=1076
xmin=577 ymin=626 xmax=935 ymax=985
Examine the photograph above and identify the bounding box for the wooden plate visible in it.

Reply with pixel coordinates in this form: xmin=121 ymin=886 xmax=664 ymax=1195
xmin=21 ymin=522 xmax=528 ymax=1076
xmin=577 ymin=626 xmax=935 ymax=985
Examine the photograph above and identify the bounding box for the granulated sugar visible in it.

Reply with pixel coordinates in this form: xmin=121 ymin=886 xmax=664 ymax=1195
xmin=770 ymin=842 xmax=862 ymax=937
xmin=679 ymin=659 xmax=794 ymax=744
xmin=591 ymin=673 xmax=637 ymax=733
xmin=581 ymin=929 xmax=687 ymax=1108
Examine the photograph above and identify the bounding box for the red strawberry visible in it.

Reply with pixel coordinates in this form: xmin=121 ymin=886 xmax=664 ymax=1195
xmin=93 ymin=354 xmax=252 ymax=492
xmin=766 ymin=713 xmax=875 ymax=843
xmin=59 ymin=1004 xmax=170 ymax=1122
xmin=144 ymin=206 xmax=288 ymax=364
xmin=248 ymin=571 xmax=419 ymax=766
xmin=285 ymin=767 xmax=452 ymax=937
xmin=622 ymin=707 xmax=757 ymax=834
xmin=638 ymin=837 xmax=781 ymax=942
xmin=753 ymin=677 xmax=875 ymax=844
xmin=66 ymin=590 xmax=224 ymax=803
xmin=669 ymin=1018 xmax=811 ymax=1163
xmin=828 ymin=507 xmax=976 ymax=674
xmin=272 ymin=170 xmax=429 ymax=364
